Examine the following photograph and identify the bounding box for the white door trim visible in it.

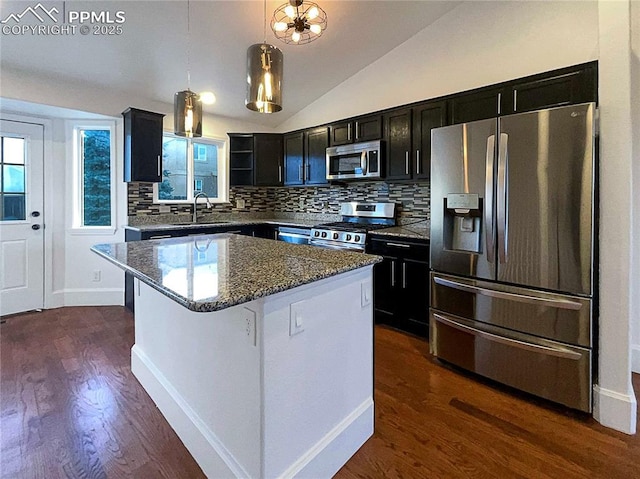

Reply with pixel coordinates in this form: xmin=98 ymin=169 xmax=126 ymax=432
xmin=0 ymin=112 xmax=58 ymax=310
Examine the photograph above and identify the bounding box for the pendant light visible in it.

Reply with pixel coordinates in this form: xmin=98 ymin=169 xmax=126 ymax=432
xmin=174 ymin=0 xmax=202 ymax=137
xmin=246 ymin=0 xmax=283 ymax=113
xmin=271 ymin=0 xmax=327 ymax=45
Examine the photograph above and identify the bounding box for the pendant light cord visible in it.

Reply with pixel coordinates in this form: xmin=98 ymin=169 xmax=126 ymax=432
xmin=263 ymin=0 xmax=267 ymax=43
xmin=187 ymin=0 xmax=191 ymax=88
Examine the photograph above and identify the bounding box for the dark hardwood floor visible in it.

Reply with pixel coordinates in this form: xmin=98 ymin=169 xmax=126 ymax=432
xmin=1 ymin=307 xmax=639 ymax=479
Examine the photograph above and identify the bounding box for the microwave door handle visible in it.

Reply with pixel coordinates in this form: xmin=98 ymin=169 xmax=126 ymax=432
xmin=361 ymin=151 xmax=368 ymax=174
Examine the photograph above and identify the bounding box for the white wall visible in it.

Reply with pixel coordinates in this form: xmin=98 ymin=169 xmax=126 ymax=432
xmin=630 ymin=0 xmax=640 ymax=375
xmin=277 ymin=1 xmax=599 ymax=131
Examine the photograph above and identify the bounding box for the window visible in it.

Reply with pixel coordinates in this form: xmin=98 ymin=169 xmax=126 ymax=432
xmin=71 ymin=122 xmax=116 ymax=230
xmin=1 ymin=136 xmax=26 ymax=220
xmin=155 ymin=134 xmax=227 ymax=203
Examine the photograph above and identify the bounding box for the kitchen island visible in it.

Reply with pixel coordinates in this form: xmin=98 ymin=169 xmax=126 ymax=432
xmin=91 ymin=234 xmax=381 ymax=478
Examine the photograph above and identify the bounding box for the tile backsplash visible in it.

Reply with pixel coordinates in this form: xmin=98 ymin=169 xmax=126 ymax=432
xmin=128 ymin=181 xmax=430 ymax=222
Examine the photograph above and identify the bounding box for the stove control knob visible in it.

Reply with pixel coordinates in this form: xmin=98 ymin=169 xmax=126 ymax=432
xmin=314 ymin=231 xmax=320 ymax=237
xmin=355 ymin=235 xmax=361 ymax=243
xmin=321 ymin=232 xmax=327 ymax=238
xmin=333 ymin=232 xmax=339 ymax=239
xmin=346 ymin=234 xmax=352 ymax=241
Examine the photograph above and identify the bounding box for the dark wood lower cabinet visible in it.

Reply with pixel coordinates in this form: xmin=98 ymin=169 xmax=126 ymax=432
xmin=369 ymin=236 xmax=430 ymax=337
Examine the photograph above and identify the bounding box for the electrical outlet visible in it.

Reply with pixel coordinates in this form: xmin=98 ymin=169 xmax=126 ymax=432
xmin=158 ymin=205 xmax=171 ymax=213
xmin=92 ymin=270 xmax=101 ymax=282
xmin=236 ymin=198 xmax=246 ymax=209
xmin=289 ymin=301 xmax=305 ymax=336
xmin=298 ymin=198 xmax=305 ymax=209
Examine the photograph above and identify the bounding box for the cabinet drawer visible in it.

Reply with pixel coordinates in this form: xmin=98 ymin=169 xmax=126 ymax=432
xmin=368 ymin=238 xmax=429 ymax=260
xmin=430 ymin=311 xmax=591 ymax=412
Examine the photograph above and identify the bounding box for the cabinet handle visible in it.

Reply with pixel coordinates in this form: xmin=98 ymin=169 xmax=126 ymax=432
xmin=354 ymin=121 xmax=359 ymax=140
xmin=513 ymin=90 xmax=518 ymax=111
xmin=391 ymin=260 xmax=396 ymax=287
xmin=405 ymin=151 xmax=410 ymax=175
xmin=299 ymin=164 xmax=303 ymax=182
xmin=402 ymin=262 xmax=407 ymax=289
xmin=306 ymin=163 xmax=310 ymax=182
xmin=278 ymin=165 xmax=282 ymax=183
xmin=347 ymin=123 xmax=352 ymax=141
xmin=416 ymin=150 xmax=421 ymax=175
xmin=497 ymin=92 xmax=502 ymax=115
xmin=149 ymin=234 xmax=172 ymax=240
xmin=157 ymin=155 xmax=161 ymax=177
xmin=386 ymin=242 xmax=410 ymax=248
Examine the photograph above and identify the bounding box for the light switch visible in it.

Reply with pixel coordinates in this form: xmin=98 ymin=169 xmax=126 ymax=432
xmin=289 ymin=301 xmax=305 ymax=336
xmin=361 ymin=281 xmax=372 ymax=307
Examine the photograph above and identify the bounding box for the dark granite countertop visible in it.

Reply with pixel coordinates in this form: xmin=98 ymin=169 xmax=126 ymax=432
xmin=124 ymin=218 xmax=320 ymax=232
xmin=369 ymin=220 xmax=430 ymax=241
xmin=92 ymin=233 xmax=381 ymax=313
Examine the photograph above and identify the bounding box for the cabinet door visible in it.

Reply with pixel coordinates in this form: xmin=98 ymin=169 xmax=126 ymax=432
xmin=401 ymin=259 xmax=430 ymax=327
xmin=304 ymin=127 xmax=329 ymax=185
xmin=384 ymin=108 xmax=412 ymax=180
xmin=329 ymin=121 xmax=353 ymax=146
xmin=509 ymin=65 xmax=597 ymax=114
xmin=254 ymin=134 xmax=283 ymax=186
xmin=284 ymin=132 xmax=304 ymax=186
xmin=354 ymin=115 xmax=382 ymax=142
xmin=123 ymin=108 xmax=164 ymax=182
xmin=228 ymin=134 xmax=254 ymax=186
xmin=373 ymin=256 xmax=398 ymax=317
xmin=412 ymin=101 xmax=447 ymax=180
xmin=448 ymin=86 xmax=507 ymax=125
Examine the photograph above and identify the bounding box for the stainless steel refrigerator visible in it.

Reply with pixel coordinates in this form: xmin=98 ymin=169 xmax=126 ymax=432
xmin=429 ymin=102 xmax=595 ymax=412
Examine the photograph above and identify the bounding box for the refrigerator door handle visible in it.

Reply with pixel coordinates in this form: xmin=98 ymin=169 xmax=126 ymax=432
xmin=433 ymin=276 xmax=583 ymax=311
xmin=485 ymin=135 xmax=496 ymax=263
xmin=432 ymin=313 xmax=583 ymax=360
xmin=497 ymin=132 xmax=509 ymax=263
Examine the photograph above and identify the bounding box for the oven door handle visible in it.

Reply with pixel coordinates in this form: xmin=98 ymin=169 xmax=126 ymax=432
xmin=310 ymin=239 xmax=364 ymax=251
xmin=278 ymin=232 xmax=311 ymax=241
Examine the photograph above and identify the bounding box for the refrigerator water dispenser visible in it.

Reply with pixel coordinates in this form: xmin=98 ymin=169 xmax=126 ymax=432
xmin=443 ymin=193 xmax=482 ymax=253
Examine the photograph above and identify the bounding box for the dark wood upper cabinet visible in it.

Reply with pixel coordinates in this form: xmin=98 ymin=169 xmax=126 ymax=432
xmin=284 ymin=132 xmax=304 ymax=186
xmin=508 ymin=63 xmax=597 ymax=114
xmin=253 ymin=134 xmax=283 ymax=186
xmin=229 ymin=133 xmax=283 ymax=186
xmin=122 ymin=108 xmax=164 ymax=183
xmin=448 ymin=86 xmax=507 ymax=125
xmin=412 ymin=100 xmax=447 ymax=180
xmin=329 ymin=114 xmax=382 ymax=146
xmin=284 ymin=128 xmax=328 ymax=185
xmin=384 ymin=108 xmax=413 ymax=181
xmin=449 ymin=62 xmax=597 ymax=125
xmin=304 ymin=127 xmax=329 ymax=185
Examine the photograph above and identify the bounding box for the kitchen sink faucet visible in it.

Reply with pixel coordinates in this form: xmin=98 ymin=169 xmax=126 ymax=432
xmin=192 ymin=191 xmax=212 ymax=223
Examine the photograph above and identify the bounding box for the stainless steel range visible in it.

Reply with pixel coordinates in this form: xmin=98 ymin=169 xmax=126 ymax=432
xmin=310 ymin=202 xmax=396 ymax=251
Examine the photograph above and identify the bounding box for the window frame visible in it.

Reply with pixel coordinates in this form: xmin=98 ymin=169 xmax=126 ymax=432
xmin=69 ymin=120 xmax=117 ymax=234
xmin=153 ymin=132 xmax=228 ymax=205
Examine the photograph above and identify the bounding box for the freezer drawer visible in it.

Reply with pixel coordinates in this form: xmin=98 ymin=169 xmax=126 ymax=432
xmin=431 ymin=273 xmax=591 ymax=347
xmin=430 ymin=311 xmax=592 ymax=412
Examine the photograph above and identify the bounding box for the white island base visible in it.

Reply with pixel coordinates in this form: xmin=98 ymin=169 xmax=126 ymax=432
xmin=131 ymin=267 xmax=374 ymax=478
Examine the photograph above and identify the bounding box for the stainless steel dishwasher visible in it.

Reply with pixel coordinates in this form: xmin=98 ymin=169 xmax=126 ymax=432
xmin=277 ymin=226 xmax=311 ymax=245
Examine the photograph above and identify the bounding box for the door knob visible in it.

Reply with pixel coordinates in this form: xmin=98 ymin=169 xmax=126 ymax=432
xmin=31 ymin=211 xmax=40 ymax=217
xmin=31 ymin=224 xmax=41 ymax=230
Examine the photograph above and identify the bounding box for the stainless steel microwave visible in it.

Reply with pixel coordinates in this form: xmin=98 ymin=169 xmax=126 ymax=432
xmin=326 ymin=140 xmax=383 ymax=181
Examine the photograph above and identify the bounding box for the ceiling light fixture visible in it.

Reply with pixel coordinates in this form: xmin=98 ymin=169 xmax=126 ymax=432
xmin=174 ymin=0 xmax=202 ymax=137
xmin=271 ymin=0 xmax=327 ymax=45
xmin=246 ymin=0 xmax=283 ymax=113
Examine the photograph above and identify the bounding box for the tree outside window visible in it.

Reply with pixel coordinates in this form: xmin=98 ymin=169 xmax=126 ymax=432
xmin=81 ymin=129 xmax=111 ymax=226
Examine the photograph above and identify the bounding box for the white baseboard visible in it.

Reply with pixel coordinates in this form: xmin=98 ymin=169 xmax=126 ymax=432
xmin=282 ymin=399 xmax=373 ymax=479
xmin=131 ymin=345 xmax=247 ymax=478
xmin=593 ymin=385 xmax=637 ymax=434
xmin=632 ymin=344 xmax=640 ymax=374
xmin=59 ymin=288 xmax=123 ymax=307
